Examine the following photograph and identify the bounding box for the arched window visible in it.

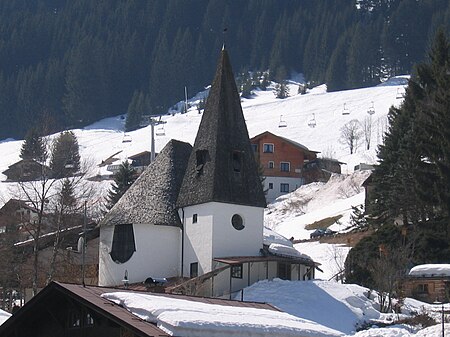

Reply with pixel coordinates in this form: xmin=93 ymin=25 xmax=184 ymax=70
xmin=110 ymin=224 xmax=136 ymax=263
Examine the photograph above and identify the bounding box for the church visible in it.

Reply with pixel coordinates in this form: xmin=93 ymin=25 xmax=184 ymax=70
xmin=99 ymin=47 xmax=318 ymax=298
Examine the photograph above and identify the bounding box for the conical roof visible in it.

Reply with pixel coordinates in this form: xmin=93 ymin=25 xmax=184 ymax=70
xmin=177 ymin=48 xmax=266 ymax=208
xmin=102 ymin=139 xmax=192 ymax=227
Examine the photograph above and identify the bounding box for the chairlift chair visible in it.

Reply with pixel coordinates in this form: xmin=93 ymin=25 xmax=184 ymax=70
xmin=122 ymin=133 xmax=132 ymax=143
xmin=278 ymin=115 xmax=287 ymax=128
xmin=307 ymin=113 xmax=316 ymax=128
xmin=342 ymin=103 xmax=350 ymax=115
xmin=367 ymin=101 xmax=375 ymax=115
xmin=396 ymin=88 xmax=405 ymax=99
xmin=155 ymin=125 xmax=166 ymax=136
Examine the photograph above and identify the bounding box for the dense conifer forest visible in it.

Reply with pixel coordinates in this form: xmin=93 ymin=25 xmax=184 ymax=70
xmin=0 ymin=0 xmax=448 ymax=139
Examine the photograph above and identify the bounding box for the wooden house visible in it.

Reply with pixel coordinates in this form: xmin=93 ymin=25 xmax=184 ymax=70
xmin=129 ymin=151 xmax=151 ymax=170
xmin=302 ymin=158 xmax=344 ymax=184
xmin=250 ymin=132 xmax=320 ymax=202
xmin=0 ymin=199 xmax=46 ymax=240
xmin=402 ymin=264 xmax=450 ymax=303
xmin=2 ymin=159 xmax=50 ymax=182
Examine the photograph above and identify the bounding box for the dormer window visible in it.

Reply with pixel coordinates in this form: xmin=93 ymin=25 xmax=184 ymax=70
xmin=196 ymin=150 xmax=208 ymax=174
xmin=232 ymin=151 xmax=242 ymax=173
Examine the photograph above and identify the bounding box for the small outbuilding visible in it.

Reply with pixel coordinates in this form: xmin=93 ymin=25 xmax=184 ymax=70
xmin=402 ymin=264 xmax=450 ymax=303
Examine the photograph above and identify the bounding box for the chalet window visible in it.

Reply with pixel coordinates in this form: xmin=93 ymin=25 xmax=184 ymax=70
xmin=85 ymin=312 xmax=95 ymax=326
xmin=193 ymin=214 xmax=198 ymax=224
xmin=196 ymin=150 xmax=208 ymax=174
xmin=263 ymin=143 xmax=274 ymax=153
xmin=278 ymin=262 xmax=291 ymax=280
xmin=190 ymin=262 xmax=198 ymax=278
xmin=232 ymin=151 xmax=242 ymax=173
xmin=251 ymin=144 xmax=258 ymax=153
xmin=231 ymin=264 xmax=243 ymax=279
xmin=268 ymin=161 xmax=274 ymax=169
xmin=69 ymin=310 xmax=81 ymax=328
xmin=417 ymin=283 xmax=429 ymax=294
xmin=268 ymin=183 xmax=273 ymax=189
xmin=280 ymin=162 xmax=290 ymax=172
xmin=110 ymin=224 xmax=136 ymax=264
xmin=280 ymin=183 xmax=289 ymax=193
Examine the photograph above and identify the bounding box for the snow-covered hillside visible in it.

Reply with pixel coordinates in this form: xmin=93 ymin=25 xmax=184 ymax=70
xmin=0 ymin=78 xmax=406 ymax=206
xmin=240 ymin=279 xmax=449 ymax=337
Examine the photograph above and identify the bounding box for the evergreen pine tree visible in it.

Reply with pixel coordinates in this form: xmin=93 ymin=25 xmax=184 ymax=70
xmin=414 ymin=28 xmax=450 ymax=221
xmin=240 ymin=74 xmax=253 ymax=98
xmin=20 ymin=127 xmax=46 ymax=162
xmin=106 ymin=161 xmax=137 ymax=210
xmin=371 ymin=29 xmax=449 ymax=229
xmin=59 ymin=178 xmax=76 ymax=210
xmin=50 ymin=131 xmax=81 ymax=178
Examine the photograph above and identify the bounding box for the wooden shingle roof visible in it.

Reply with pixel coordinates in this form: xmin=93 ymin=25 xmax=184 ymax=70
xmin=102 ymin=139 xmax=192 ymax=227
xmin=177 ymin=48 xmax=266 ymax=208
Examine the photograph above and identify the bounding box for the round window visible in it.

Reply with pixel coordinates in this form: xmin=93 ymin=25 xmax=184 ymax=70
xmin=231 ymin=214 xmax=245 ymax=230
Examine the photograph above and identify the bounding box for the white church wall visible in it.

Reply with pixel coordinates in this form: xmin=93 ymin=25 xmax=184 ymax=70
xmin=181 ymin=206 xmax=213 ymax=277
xmin=182 ymin=202 xmax=263 ymax=277
xmin=210 ymin=202 xmax=263 ymax=261
xmin=99 ymin=224 xmax=181 ymax=286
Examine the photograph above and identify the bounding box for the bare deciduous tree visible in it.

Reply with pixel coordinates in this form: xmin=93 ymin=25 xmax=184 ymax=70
xmin=11 ymin=133 xmax=96 ymax=295
xmin=369 ymin=247 xmax=409 ymax=313
xmin=362 ymin=116 xmax=373 ymax=150
xmin=339 ymin=119 xmax=363 ymax=154
xmin=327 ymin=244 xmax=349 ymax=282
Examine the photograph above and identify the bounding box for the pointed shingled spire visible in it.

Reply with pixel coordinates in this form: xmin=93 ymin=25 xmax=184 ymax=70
xmin=177 ymin=49 xmax=266 ymax=208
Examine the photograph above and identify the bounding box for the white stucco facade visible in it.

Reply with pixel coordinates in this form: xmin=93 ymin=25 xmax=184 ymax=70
xmin=180 ymin=202 xmax=264 ymax=277
xmin=99 ymin=223 xmax=181 ymax=286
xmin=264 ymin=176 xmax=305 ymax=203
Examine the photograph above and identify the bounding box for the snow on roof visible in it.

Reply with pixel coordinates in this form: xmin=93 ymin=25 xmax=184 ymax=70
xmin=263 ymin=226 xmax=293 ymax=247
xmin=101 ymin=291 xmax=343 ymax=337
xmin=0 ymin=309 xmax=11 ymax=326
xmin=408 ymin=264 xmax=450 ymax=277
xmin=268 ymin=243 xmax=312 ymax=261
